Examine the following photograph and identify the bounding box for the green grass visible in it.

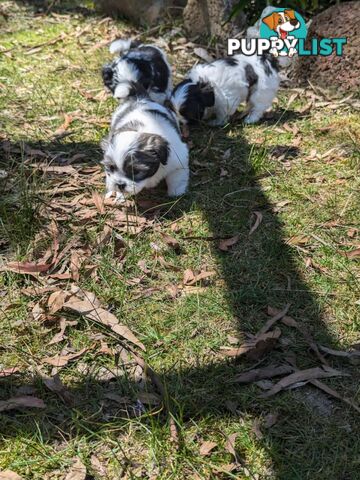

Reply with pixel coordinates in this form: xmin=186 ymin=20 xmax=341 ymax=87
xmin=0 ymin=1 xmax=360 ymax=479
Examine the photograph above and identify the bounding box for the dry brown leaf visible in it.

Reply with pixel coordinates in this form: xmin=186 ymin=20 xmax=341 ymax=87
xmin=42 ymin=373 xmax=74 ymax=404
xmin=161 ymin=233 xmax=181 ymax=253
xmin=137 ymin=391 xmax=161 ymax=406
xmin=310 ymin=379 xmax=360 ymax=413
xmin=48 ymin=290 xmax=68 ymax=314
xmin=263 ymin=413 xmax=279 ymax=429
xmin=252 ymin=418 xmax=263 ymax=440
xmin=48 ymin=318 xmax=68 ymax=345
xmin=221 ymin=328 xmax=281 ymax=360
xmin=233 ymin=365 xmax=293 ymax=384
xmin=225 ymin=432 xmax=239 ymax=462
xmin=70 ymin=250 xmax=81 ymax=282
xmin=95 ymin=225 xmax=112 ymax=248
xmin=0 ymin=367 xmax=20 ymax=378
xmin=249 ymin=211 xmax=263 ymax=236
xmin=0 ymin=471 xmax=24 ymax=480
xmin=43 ymin=347 xmax=88 ymax=367
xmin=90 ymin=455 xmax=107 ymax=477
xmin=169 ymin=416 xmax=179 ymax=448
xmin=319 ymin=345 xmax=360 ymax=358
xmin=54 ymin=113 xmax=73 ymax=137
xmin=218 ymin=235 xmax=240 ymax=252
xmin=258 ymin=304 xmax=290 ymax=336
xmin=287 ymin=235 xmax=310 ymax=246
xmin=3 ymin=261 xmax=51 ymax=274
xmin=261 ymin=366 xmax=349 ymax=398
xmin=199 ymin=440 xmax=218 ymax=456
xmin=267 ymin=306 xmax=329 ymax=366
xmin=64 ymin=457 xmax=86 ymax=480
xmin=63 ymin=296 xmax=145 ymax=350
xmin=0 ymin=396 xmax=46 ymax=412
xmin=344 ymin=247 xmax=360 ymax=259
xmin=183 ymin=269 xmax=216 ymax=286
xmin=92 ymin=191 xmax=105 ymax=214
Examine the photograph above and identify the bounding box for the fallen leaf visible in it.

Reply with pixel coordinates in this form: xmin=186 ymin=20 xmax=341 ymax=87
xmin=261 ymin=366 xmax=349 ymax=398
xmin=183 ymin=269 xmax=215 ymax=286
xmin=344 ymin=247 xmax=360 ymax=259
xmin=199 ymin=440 xmax=217 ymax=456
xmin=137 ymin=391 xmax=161 ymax=406
xmin=0 ymin=471 xmax=24 ymax=480
xmin=218 ymin=235 xmax=240 ymax=252
xmin=92 ymin=191 xmax=105 ymax=214
xmin=287 ymin=235 xmax=310 ymax=246
xmin=319 ymin=345 xmax=360 ymax=358
xmin=252 ymin=418 xmax=263 ymax=440
xmin=249 ymin=211 xmax=263 ymax=236
xmin=48 ymin=318 xmax=68 ymax=345
xmin=90 ymin=455 xmax=107 ymax=477
xmin=2 ymin=261 xmax=51 ymax=274
xmin=225 ymin=433 xmax=239 ymax=462
xmin=169 ymin=416 xmax=179 ymax=448
xmin=70 ymin=250 xmax=81 ymax=282
xmin=43 ymin=347 xmax=88 ymax=367
xmin=193 ymin=47 xmax=214 ymax=63
xmin=233 ymin=364 xmax=294 ymax=384
xmin=161 ymin=233 xmax=181 ymax=253
xmin=0 ymin=396 xmax=46 ymax=412
xmin=258 ymin=304 xmax=290 ymax=336
xmin=310 ymin=379 xmax=360 ymax=413
xmin=54 ymin=113 xmax=73 ymax=137
xmin=63 ymin=296 xmax=145 ymax=350
xmin=0 ymin=367 xmax=20 ymax=378
xmin=263 ymin=413 xmax=279 ymax=428
xmin=47 ymin=290 xmax=68 ymax=314
xmin=267 ymin=306 xmax=329 ymax=366
xmin=42 ymin=373 xmax=74 ymax=404
xmin=64 ymin=457 xmax=86 ymax=480
xmin=221 ymin=328 xmax=281 ymax=360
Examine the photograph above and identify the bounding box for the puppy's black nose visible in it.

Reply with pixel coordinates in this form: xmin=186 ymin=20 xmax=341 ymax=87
xmin=290 ymin=19 xmax=299 ymax=26
xmin=116 ymin=182 xmax=126 ymax=191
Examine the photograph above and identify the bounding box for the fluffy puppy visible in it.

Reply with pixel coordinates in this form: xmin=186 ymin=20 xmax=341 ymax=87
xmin=171 ymin=53 xmax=279 ymax=126
xmin=102 ymin=39 xmax=172 ymax=104
xmin=101 ymin=86 xmax=189 ymax=202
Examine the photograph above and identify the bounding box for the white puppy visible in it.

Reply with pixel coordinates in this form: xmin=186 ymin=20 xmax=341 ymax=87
xmin=171 ymin=53 xmax=280 ymax=126
xmin=101 ymin=88 xmax=189 ymax=202
xmin=102 ymin=39 xmax=173 ymax=105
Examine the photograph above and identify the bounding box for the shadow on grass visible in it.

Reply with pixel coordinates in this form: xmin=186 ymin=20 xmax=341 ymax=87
xmin=1 ymin=116 xmax=358 ymax=479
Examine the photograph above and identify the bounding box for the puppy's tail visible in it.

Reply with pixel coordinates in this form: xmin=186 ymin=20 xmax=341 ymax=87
xmin=109 ymin=38 xmax=141 ymax=55
xmin=114 ymin=81 xmax=148 ymax=100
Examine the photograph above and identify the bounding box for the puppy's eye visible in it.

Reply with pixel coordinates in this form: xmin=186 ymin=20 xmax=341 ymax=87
xmin=278 ymin=17 xmax=283 ymax=24
xmin=285 ymin=15 xmax=290 ymax=21
xmin=106 ymin=165 xmax=116 ymax=173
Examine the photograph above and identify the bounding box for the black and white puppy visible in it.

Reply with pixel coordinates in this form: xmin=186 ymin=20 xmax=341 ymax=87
xmin=101 ymin=85 xmax=189 ymax=202
xmin=171 ymin=53 xmax=279 ymax=126
xmin=102 ymin=39 xmax=172 ymax=104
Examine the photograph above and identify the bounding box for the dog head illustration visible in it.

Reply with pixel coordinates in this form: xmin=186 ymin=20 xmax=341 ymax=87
xmin=262 ymin=10 xmax=300 ymax=40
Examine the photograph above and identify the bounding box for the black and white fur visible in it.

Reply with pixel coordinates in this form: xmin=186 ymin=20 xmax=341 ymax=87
xmin=171 ymin=54 xmax=279 ymax=126
xmin=101 ymin=87 xmax=189 ymax=202
xmin=102 ymin=39 xmax=172 ymax=104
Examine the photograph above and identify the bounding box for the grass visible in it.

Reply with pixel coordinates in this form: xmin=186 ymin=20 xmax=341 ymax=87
xmin=0 ymin=1 xmax=360 ymax=479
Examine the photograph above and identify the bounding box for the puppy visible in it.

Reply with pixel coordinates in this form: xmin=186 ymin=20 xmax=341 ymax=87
xmin=102 ymin=39 xmax=172 ymax=104
xmin=170 ymin=54 xmax=279 ymax=126
xmin=101 ymin=84 xmax=189 ymax=202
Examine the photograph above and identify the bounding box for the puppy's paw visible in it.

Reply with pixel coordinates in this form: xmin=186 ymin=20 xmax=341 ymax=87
xmin=244 ymin=113 xmax=261 ymax=124
xmin=288 ymin=47 xmax=297 ymax=58
xmin=270 ymin=48 xmax=279 ymax=57
xmin=115 ymin=192 xmax=126 ymax=204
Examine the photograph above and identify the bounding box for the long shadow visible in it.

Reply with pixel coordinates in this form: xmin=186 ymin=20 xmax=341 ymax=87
xmin=1 ymin=118 xmax=358 ymax=478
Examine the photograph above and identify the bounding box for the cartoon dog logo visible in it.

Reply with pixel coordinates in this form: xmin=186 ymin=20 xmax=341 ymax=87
xmin=262 ymin=9 xmax=301 ymax=57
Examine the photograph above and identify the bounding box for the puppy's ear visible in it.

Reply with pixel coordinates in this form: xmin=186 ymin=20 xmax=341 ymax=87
xmin=139 ymin=133 xmax=169 ymax=165
xmin=124 ymin=134 xmax=169 ymax=181
xmin=262 ymin=13 xmax=277 ymax=31
xmin=199 ymin=82 xmax=215 ymax=108
xmin=284 ymin=9 xmax=296 ymax=19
